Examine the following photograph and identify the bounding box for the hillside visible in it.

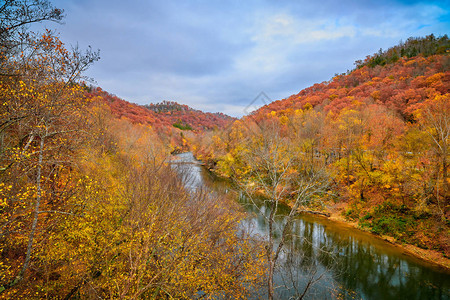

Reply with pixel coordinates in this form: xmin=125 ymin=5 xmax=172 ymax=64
xmin=145 ymin=101 xmax=235 ymax=131
xmin=194 ymin=36 xmax=450 ymax=261
xmin=88 ymin=88 xmax=235 ymax=131
xmin=254 ymin=50 xmax=449 ymax=121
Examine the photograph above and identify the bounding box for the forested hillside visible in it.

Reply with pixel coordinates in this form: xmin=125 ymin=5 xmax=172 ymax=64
xmin=90 ymin=88 xmax=235 ymax=131
xmin=145 ymin=100 xmax=234 ymax=131
xmin=87 ymin=88 xmax=235 ymax=153
xmin=193 ymin=35 xmax=450 ymax=259
xmin=256 ymin=35 xmax=449 ymax=120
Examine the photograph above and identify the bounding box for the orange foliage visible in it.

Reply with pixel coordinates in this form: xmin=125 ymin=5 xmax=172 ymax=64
xmin=87 ymin=88 xmax=235 ymax=132
xmin=255 ymin=54 xmax=449 ymax=121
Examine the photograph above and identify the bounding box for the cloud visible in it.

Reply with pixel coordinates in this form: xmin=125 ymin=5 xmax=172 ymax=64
xmin=46 ymin=0 xmax=450 ymax=117
xmin=253 ymin=14 xmax=357 ymax=44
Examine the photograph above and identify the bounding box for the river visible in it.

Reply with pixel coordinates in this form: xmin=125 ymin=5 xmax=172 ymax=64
xmin=171 ymin=152 xmax=450 ymax=300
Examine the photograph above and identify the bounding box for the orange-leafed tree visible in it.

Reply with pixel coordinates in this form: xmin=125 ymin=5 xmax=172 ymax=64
xmin=416 ymin=93 xmax=450 ymax=219
xmin=0 ymin=3 xmax=99 ymax=292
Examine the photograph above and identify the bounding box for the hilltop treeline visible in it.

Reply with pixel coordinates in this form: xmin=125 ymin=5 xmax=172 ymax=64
xmin=355 ymin=34 xmax=449 ymax=68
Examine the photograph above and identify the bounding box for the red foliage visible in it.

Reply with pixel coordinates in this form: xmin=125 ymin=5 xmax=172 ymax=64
xmin=255 ymin=54 xmax=449 ymax=120
xmin=86 ymin=88 xmax=236 ymax=133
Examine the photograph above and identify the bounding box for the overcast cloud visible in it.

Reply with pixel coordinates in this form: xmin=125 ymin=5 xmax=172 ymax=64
xmin=45 ymin=0 xmax=450 ymax=116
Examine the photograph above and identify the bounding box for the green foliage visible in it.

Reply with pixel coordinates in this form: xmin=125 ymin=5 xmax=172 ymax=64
xmin=356 ymin=34 xmax=449 ymax=69
xmin=360 ymin=202 xmax=416 ymax=240
xmin=371 ymin=216 xmax=409 ymax=237
xmin=343 ymin=206 xmax=360 ymax=221
xmin=360 ymin=212 xmax=372 ymax=221
xmin=173 ymin=121 xmax=193 ymax=130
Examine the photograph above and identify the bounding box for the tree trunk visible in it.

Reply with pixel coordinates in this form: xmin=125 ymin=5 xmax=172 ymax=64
xmin=268 ymin=259 xmax=275 ymax=300
xmin=267 ymin=201 xmax=275 ymax=300
xmin=4 ymin=136 xmax=45 ymax=290
xmin=443 ymin=151 xmax=448 ymax=197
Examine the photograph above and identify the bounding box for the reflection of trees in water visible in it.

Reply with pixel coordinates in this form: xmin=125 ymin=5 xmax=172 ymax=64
xmin=325 ymin=234 xmax=429 ymax=299
xmin=240 ymin=196 xmax=338 ymax=298
xmin=287 ymin=218 xmax=449 ymax=300
xmin=275 ymin=219 xmax=340 ymax=299
xmin=277 ymin=227 xmax=337 ymax=299
xmin=238 ymin=192 xmax=450 ymax=299
xmin=196 ymin=163 xmax=449 ymax=299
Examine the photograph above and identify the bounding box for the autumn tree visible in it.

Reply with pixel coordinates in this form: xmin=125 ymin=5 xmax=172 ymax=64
xmin=0 ymin=0 xmax=64 ymax=74
xmin=0 ymin=1 xmax=99 ymax=293
xmin=290 ymin=107 xmax=325 ymax=163
xmin=234 ymin=120 xmax=330 ymax=299
xmin=416 ymin=94 xmax=450 ymax=219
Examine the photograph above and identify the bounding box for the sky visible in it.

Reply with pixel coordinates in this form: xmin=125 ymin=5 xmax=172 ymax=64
xmin=43 ymin=0 xmax=450 ymax=117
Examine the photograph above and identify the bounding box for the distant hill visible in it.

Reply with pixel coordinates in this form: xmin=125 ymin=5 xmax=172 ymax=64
xmin=87 ymin=88 xmax=236 ymax=132
xmin=252 ymin=34 xmax=449 ymax=121
xmin=144 ymin=101 xmax=235 ymax=131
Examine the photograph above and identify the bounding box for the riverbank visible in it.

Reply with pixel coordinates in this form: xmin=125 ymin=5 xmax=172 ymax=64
xmin=201 ymin=162 xmax=450 ymax=272
xmin=327 ymin=205 xmax=450 ymax=272
xmin=280 ymin=197 xmax=450 ymax=272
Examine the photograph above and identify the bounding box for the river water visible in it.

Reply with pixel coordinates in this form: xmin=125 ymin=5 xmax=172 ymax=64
xmin=172 ymin=152 xmax=450 ymax=300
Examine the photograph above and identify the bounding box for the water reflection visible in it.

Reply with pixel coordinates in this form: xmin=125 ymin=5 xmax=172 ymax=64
xmin=170 ymin=152 xmax=203 ymax=191
xmin=174 ymin=153 xmax=450 ymax=300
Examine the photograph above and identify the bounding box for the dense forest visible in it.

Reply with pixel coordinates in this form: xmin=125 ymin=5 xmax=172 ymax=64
xmin=87 ymin=88 xmax=235 ymax=153
xmin=90 ymin=88 xmax=235 ymax=132
xmin=193 ymin=34 xmax=449 ymax=259
xmin=0 ymin=1 xmax=264 ymax=298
